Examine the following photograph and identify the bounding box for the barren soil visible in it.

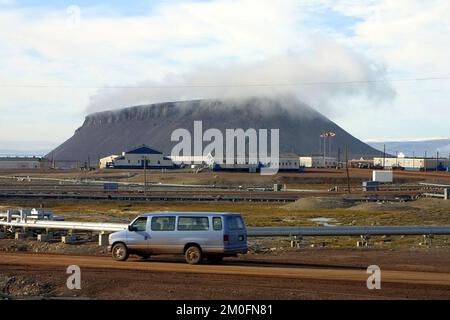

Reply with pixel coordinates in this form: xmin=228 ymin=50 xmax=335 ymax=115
xmin=1 ymin=249 xmax=450 ymax=300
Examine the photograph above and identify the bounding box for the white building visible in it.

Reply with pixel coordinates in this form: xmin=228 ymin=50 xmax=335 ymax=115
xmin=299 ymin=156 xmax=337 ymax=168
xmin=101 ymin=146 xmax=174 ymax=169
xmin=169 ymin=154 xmax=215 ymax=168
xmin=373 ymin=157 xmax=450 ymax=171
xmin=0 ymin=156 xmax=49 ymax=169
xmin=170 ymin=153 xmax=301 ymax=172
xmin=99 ymin=155 xmax=119 ymax=169
xmin=261 ymin=154 xmax=300 ymax=171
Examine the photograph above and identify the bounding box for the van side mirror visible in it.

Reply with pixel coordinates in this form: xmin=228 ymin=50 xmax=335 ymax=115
xmin=128 ymin=225 xmax=136 ymax=232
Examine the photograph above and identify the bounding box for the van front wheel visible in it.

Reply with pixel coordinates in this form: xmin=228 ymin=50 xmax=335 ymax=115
xmin=185 ymin=245 xmax=202 ymax=264
xmin=112 ymin=243 xmax=129 ymax=261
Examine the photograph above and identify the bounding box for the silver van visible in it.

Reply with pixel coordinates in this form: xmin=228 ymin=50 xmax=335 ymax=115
xmin=108 ymin=212 xmax=248 ymax=264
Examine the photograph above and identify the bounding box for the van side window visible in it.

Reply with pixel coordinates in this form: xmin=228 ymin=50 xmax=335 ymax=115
xmin=227 ymin=216 xmax=244 ymax=230
xmin=151 ymin=216 xmax=176 ymax=231
xmin=213 ymin=217 xmax=222 ymax=230
xmin=131 ymin=217 xmax=147 ymax=232
xmin=178 ymin=217 xmax=209 ymax=231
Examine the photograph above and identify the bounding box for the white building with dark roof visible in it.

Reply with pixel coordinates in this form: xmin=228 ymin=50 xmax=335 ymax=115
xmin=100 ymin=146 xmax=174 ymax=169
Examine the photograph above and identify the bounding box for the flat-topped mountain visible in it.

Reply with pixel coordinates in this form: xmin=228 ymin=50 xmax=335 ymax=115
xmin=48 ymin=96 xmax=381 ymax=163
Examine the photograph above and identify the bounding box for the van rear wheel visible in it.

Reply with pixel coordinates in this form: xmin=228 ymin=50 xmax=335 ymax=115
xmin=185 ymin=245 xmax=202 ymax=264
xmin=112 ymin=243 xmax=129 ymax=261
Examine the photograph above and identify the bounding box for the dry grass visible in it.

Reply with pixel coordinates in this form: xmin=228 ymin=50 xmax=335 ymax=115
xmin=1 ymin=168 xmax=449 ymax=249
xmin=1 ymin=197 xmax=449 ymax=227
xmin=1 ymin=198 xmax=449 ymax=248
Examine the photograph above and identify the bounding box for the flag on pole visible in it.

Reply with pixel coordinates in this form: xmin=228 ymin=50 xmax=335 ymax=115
xmin=320 ymin=132 xmax=336 ymax=138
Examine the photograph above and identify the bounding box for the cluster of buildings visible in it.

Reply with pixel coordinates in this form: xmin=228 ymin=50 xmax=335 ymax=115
xmin=99 ymin=147 xmax=450 ymax=172
xmin=0 ymin=156 xmax=50 ymax=170
xmin=2 ymin=145 xmax=449 ymax=173
xmin=0 ymin=156 xmax=89 ymax=170
xmin=99 ymin=146 xmax=338 ymax=172
xmin=373 ymin=156 xmax=450 ymax=171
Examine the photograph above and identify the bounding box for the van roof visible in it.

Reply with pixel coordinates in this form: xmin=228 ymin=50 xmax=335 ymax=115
xmin=139 ymin=212 xmax=241 ymax=217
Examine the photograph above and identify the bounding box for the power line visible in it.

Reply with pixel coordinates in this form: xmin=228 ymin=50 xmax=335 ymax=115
xmin=1 ymin=76 xmax=450 ymax=89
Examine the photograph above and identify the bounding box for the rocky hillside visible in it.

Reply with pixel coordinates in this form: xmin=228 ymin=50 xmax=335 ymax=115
xmin=48 ymin=96 xmax=381 ymax=163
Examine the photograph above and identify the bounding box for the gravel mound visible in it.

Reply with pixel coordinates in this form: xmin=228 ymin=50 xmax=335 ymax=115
xmin=283 ymin=197 xmax=353 ymax=210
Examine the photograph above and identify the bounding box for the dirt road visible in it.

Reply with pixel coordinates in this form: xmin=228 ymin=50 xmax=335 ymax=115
xmin=1 ymin=252 xmax=450 ymax=299
xmin=2 ymin=252 xmax=450 ymax=285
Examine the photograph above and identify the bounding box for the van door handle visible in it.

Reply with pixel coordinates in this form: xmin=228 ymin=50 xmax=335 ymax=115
xmin=145 ymin=236 xmax=148 ymax=240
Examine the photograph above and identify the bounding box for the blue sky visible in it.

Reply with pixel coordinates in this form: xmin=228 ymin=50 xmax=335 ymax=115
xmin=8 ymin=0 xmax=160 ymax=15
xmin=0 ymin=0 xmax=449 ymax=153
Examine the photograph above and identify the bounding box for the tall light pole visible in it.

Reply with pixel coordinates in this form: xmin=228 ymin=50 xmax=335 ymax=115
xmin=328 ymin=136 xmax=331 ymax=164
xmin=143 ymin=156 xmax=147 ymax=197
xmin=436 ymin=151 xmax=439 ymax=172
xmin=322 ymin=134 xmax=325 ymax=167
xmin=345 ymin=145 xmax=351 ymax=194
xmin=424 ymin=151 xmax=427 ymax=172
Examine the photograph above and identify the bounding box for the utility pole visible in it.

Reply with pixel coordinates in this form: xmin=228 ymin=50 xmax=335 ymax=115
xmin=345 ymin=145 xmax=351 ymax=194
xmin=322 ymin=135 xmax=325 ymax=167
xmin=436 ymin=151 xmax=439 ymax=172
xmin=424 ymin=151 xmax=427 ymax=172
xmin=144 ymin=156 xmax=147 ymax=197
xmin=337 ymin=147 xmax=341 ymax=168
xmin=328 ymin=136 xmax=331 ymax=165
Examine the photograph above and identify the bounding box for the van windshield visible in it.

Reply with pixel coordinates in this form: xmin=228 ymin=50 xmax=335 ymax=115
xmin=226 ymin=216 xmax=245 ymax=230
xmin=131 ymin=217 xmax=147 ymax=231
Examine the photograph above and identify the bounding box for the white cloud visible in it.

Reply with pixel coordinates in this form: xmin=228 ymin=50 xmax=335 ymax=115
xmin=321 ymin=0 xmax=450 ymax=140
xmin=87 ymin=37 xmax=394 ymax=114
xmin=0 ymin=0 xmax=449 ymax=148
xmin=0 ymin=0 xmax=15 ymax=5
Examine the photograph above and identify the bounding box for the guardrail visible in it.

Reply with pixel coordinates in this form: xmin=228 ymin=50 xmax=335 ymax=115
xmin=423 ymin=193 xmax=446 ymax=199
xmin=419 ymin=182 xmax=450 ymax=188
xmin=2 ymin=216 xmax=450 ymax=237
xmin=247 ymin=226 xmax=450 ymax=237
xmin=0 ymin=220 xmax=128 ymax=232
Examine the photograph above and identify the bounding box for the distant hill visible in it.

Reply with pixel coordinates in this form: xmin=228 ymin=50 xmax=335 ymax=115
xmin=367 ymin=139 xmax=450 ymax=158
xmin=48 ymin=96 xmax=382 ymax=163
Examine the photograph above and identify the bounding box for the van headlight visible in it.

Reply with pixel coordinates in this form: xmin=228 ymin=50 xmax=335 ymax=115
xmin=108 ymin=234 xmax=113 ymax=243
